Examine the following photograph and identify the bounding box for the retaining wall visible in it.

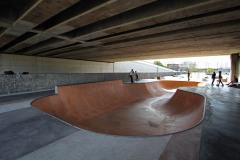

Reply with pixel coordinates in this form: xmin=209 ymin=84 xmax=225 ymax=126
xmin=0 ymin=72 xmax=174 ymax=95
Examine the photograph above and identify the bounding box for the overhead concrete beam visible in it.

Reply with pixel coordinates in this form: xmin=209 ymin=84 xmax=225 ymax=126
xmin=0 ymin=32 xmax=37 ymax=52
xmin=0 ymin=0 xmax=155 ymax=55
xmin=0 ymin=7 xmax=18 ymax=25
xmin=86 ymin=49 xmax=233 ymax=62
xmin=81 ymin=44 xmax=239 ymax=62
xmin=0 ymin=0 xmax=116 ymax=52
xmin=29 ymin=6 xmax=240 ymax=56
xmin=63 ymin=42 xmax=240 ymax=61
xmin=1 ymin=0 xmax=240 ymax=61
xmin=27 ymin=0 xmax=240 ymax=57
xmin=62 ymin=0 xmax=226 ymax=39
xmin=34 ymin=0 xmax=117 ymax=32
xmin=0 ymin=0 xmax=43 ymax=37
xmin=87 ymin=6 xmax=240 ymax=44
xmin=103 ymin=19 xmax=240 ymax=47
xmin=16 ymin=38 xmax=64 ymax=55
xmin=51 ymin=19 xmax=240 ymax=58
xmin=33 ymin=43 xmax=85 ymax=56
xmin=73 ymin=33 xmax=240 ymax=59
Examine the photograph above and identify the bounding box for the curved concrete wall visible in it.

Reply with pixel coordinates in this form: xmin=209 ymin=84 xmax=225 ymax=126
xmin=32 ymin=80 xmax=205 ymax=136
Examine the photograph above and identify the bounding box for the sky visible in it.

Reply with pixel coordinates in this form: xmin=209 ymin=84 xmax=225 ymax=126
xmin=147 ymin=55 xmax=230 ymax=68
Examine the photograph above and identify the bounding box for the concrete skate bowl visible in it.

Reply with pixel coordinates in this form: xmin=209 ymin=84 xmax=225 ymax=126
xmin=32 ymin=80 xmax=205 ymax=136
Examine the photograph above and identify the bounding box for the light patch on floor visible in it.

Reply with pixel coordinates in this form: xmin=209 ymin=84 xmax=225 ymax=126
xmin=0 ymin=100 xmax=32 ymax=113
xmin=17 ymin=130 xmax=172 ymax=160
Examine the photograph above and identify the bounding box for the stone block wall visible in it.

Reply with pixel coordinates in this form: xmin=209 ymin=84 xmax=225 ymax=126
xmin=0 ymin=72 xmax=174 ymax=96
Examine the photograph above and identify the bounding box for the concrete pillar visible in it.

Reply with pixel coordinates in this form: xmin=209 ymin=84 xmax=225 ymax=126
xmin=230 ymin=53 xmax=239 ymax=81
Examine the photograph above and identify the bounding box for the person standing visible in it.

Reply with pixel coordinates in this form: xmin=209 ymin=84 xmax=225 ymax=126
xmin=211 ymin=71 xmax=216 ymax=85
xmin=187 ymin=70 xmax=190 ymax=81
xmin=217 ymin=71 xmax=224 ymax=86
xmin=134 ymin=71 xmax=139 ymax=81
xmin=129 ymin=69 xmax=134 ymax=83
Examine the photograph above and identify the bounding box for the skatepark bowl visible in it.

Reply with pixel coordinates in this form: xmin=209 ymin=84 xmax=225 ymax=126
xmin=32 ymin=80 xmax=206 ymax=136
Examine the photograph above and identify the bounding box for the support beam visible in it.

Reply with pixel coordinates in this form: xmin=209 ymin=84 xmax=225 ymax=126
xmin=103 ymin=19 xmax=240 ymax=47
xmin=0 ymin=0 xmax=43 ymax=37
xmin=230 ymin=53 xmax=239 ymax=81
xmin=31 ymin=6 xmax=240 ymax=56
xmin=1 ymin=0 xmax=240 ymax=62
xmin=34 ymin=0 xmax=117 ymax=32
xmin=62 ymin=0 xmax=226 ymax=40
xmin=34 ymin=43 xmax=85 ymax=56
xmin=0 ymin=32 xmax=37 ymax=52
xmin=16 ymin=38 xmax=64 ymax=55
xmin=0 ymin=0 xmax=155 ymax=54
xmin=87 ymin=6 xmax=240 ymax=43
xmin=54 ymin=46 xmax=238 ymax=62
xmin=0 ymin=0 xmax=116 ymax=52
xmin=38 ymin=3 xmax=240 ymax=58
xmin=84 ymin=49 xmax=231 ymax=62
xmin=50 ymin=19 xmax=240 ymax=58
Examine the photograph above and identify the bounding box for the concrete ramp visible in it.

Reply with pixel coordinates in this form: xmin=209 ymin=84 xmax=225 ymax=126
xmin=159 ymin=80 xmax=204 ymax=90
xmin=32 ymin=80 xmax=205 ymax=136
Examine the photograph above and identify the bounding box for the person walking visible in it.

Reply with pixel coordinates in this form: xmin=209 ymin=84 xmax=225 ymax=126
xmin=217 ymin=71 xmax=224 ymax=86
xmin=211 ymin=71 xmax=216 ymax=85
xmin=129 ymin=69 xmax=134 ymax=83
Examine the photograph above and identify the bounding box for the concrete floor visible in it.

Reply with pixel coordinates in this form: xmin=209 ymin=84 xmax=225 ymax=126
xmin=0 ymin=85 xmax=240 ymax=160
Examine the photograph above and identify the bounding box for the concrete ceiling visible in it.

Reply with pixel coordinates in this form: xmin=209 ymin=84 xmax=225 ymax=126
xmin=0 ymin=0 xmax=240 ymax=62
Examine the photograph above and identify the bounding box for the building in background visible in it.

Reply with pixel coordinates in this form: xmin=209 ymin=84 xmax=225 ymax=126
xmin=166 ymin=64 xmax=180 ymax=71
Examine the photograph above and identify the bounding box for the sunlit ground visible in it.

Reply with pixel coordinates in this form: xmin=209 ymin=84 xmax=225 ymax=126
xmin=147 ymin=55 xmax=231 ymax=84
xmin=162 ymin=72 xmax=230 ymax=84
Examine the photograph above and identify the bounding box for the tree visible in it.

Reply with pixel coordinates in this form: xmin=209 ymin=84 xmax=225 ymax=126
xmin=206 ymin=68 xmax=214 ymax=74
xmin=154 ymin=61 xmax=165 ymax=67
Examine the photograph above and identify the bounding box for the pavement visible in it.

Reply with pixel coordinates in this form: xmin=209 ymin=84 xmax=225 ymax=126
xmin=0 ymin=81 xmax=240 ymax=160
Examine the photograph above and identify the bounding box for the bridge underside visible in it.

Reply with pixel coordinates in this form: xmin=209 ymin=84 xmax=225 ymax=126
xmin=0 ymin=0 xmax=240 ymax=62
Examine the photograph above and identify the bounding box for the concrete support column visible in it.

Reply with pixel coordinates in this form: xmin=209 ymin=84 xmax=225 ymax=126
xmin=230 ymin=53 xmax=239 ymax=81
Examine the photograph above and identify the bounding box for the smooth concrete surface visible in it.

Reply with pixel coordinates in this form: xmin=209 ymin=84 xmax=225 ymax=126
xmin=0 ymin=100 xmax=32 ymax=113
xmin=0 ymin=90 xmax=54 ymax=113
xmin=18 ymin=130 xmax=171 ymax=160
xmin=197 ymin=86 xmax=240 ymax=160
xmin=79 ymin=90 xmax=204 ymax=136
xmin=0 ymin=90 xmax=54 ymax=103
xmin=0 ymin=54 xmax=113 ymax=74
xmin=32 ymin=80 xmax=204 ymax=136
xmin=0 ymin=107 xmax=78 ymax=160
xmin=178 ymin=85 xmax=240 ymax=160
xmin=159 ymin=124 xmax=203 ymax=160
xmin=0 ymin=54 xmax=172 ymax=74
xmin=1 ymin=84 xmax=240 ymax=159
